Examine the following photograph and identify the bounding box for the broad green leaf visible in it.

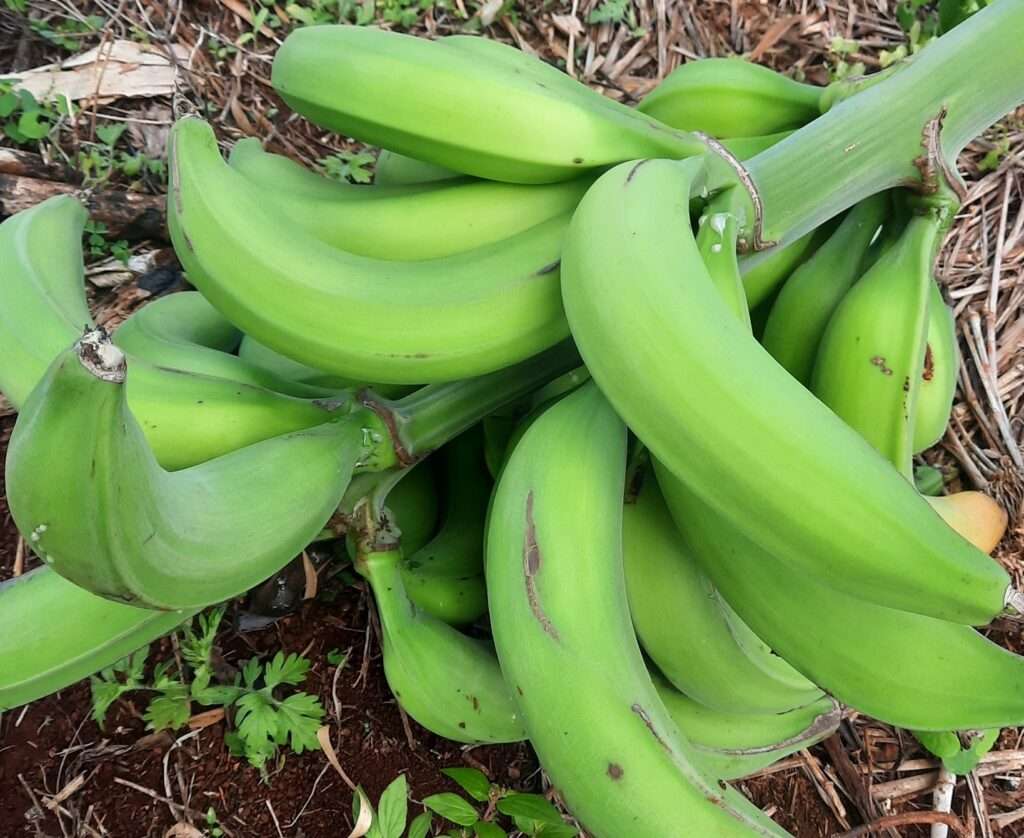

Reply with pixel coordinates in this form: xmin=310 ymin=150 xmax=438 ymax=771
xmin=406 ymin=812 xmax=431 ymax=838
xmin=441 ymin=767 xmax=491 ymax=802
xmin=0 ymin=91 xmax=18 ymax=118
xmin=144 ymin=686 xmax=191 ymax=732
xmin=496 ymin=794 xmax=562 ymax=825
xmin=423 ymin=793 xmax=479 ymax=827
xmin=473 ymin=821 xmax=507 ymax=838
xmin=375 ymin=774 xmax=408 ymax=838
xmin=537 ymin=824 xmax=579 ymax=837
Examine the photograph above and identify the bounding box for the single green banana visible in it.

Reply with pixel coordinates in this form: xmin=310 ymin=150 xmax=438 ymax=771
xmin=401 ymin=428 xmax=490 ymax=625
xmin=760 ymin=194 xmax=889 ymax=384
xmin=356 ymin=543 xmax=524 ymax=744
xmin=170 ymin=118 xmax=570 ymax=385
xmin=812 ymin=208 xmax=944 ymax=477
xmin=0 ymin=568 xmax=196 ymax=710
xmin=271 ymin=26 xmax=705 ymax=185
xmin=375 ymin=149 xmax=460 ymax=185
xmin=914 ymin=279 xmax=959 ymax=453
xmin=623 ymin=470 xmax=823 ymax=715
xmin=696 ymin=210 xmax=751 ymax=328
xmin=656 ymin=465 xmax=1024 ymax=731
xmin=113 ymin=292 xmax=340 ymax=399
xmin=739 ymin=221 xmax=834 ymax=309
xmin=486 ymin=381 xmax=792 ymax=838
xmin=386 ymin=461 xmax=440 ymax=557
xmin=237 ymin=334 xmax=356 ymax=390
xmin=0 ymin=195 xmax=344 ymax=471
xmin=653 ymin=674 xmax=841 ymax=781
xmin=6 ymin=330 xmax=375 ymax=610
xmin=228 ymin=138 xmax=591 ymax=260
xmin=638 ymin=58 xmax=821 ymax=136
xmin=718 ymin=131 xmax=793 ymax=161
xmin=560 ymin=156 xmax=1016 ymax=625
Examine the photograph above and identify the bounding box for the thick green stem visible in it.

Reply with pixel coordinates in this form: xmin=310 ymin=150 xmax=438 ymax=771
xmin=741 ymin=1 xmax=1024 ymax=246
xmin=371 ymin=340 xmax=580 ymax=461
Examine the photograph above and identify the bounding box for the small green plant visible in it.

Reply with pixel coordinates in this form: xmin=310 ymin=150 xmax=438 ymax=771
xmin=826 ymin=37 xmax=865 ymax=82
xmin=29 ymin=14 xmax=105 ymax=51
xmin=586 ymin=0 xmax=643 ymax=34
xmin=90 ymin=606 xmax=325 ymax=778
xmin=83 ymin=220 xmax=132 ymax=265
xmin=285 ymin=0 xmax=442 ymax=29
xmin=76 ymin=122 xmax=166 ymax=187
xmin=0 ymin=83 xmax=70 ymax=145
xmin=320 ymin=149 xmax=376 ymax=184
xmin=205 ymin=806 xmax=225 ymax=838
xmin=978 ymin=137 xmax=1010 ymax=173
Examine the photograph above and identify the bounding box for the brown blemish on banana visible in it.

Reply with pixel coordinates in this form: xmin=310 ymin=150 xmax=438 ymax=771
xmin=870 ymin=355 xmax=893 ymax=376
xmin=630 ymin=703 xmax=670 ymax=753
xmin=700 ymin=699 xmax=842 ymax=757
xmin=607 ymin=763 xmax=623 ymax=780
xmin=911 ymin=108 xmax=968 ymax=202
xmin=523 ymin=492 xmax=560 ymax=642
xmin=535 ymin=259 xmax=561 ymax=276
xmin=358 ymin=392 xmax=416 ymax=467
xmin=625 ymin=159 xmax=654 ymax=184
xmin=923 ymin=344 xmax=935 ymax=381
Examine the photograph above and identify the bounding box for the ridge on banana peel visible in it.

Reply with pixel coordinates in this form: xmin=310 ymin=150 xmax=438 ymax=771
xmin=6 ymin=329 xmax=382 ymax=610
xmin=560 ymin=155 xmax=1019 ymax=626
xmin=623 ymin=468 xmax=823 ymax=715
xmin=113 ymin=291 xmax=341 ymax=399
xmin=228 ymin=138 xmax=590 ymax=261
xmin=652 ymin=673 xmax=841 ymax=781
xmin=375 ymin=149 xmax=460 ymax=185
xmin=914 ymin=279 xmax=960 ymax=453
xmin=353 ymin=534 xmax=524 ymax=745
xmin=0 ymin=195 xmax=343 ymax=471
xmin=271 ymin=26 xmax=706 ymax=184
xmin=0 ymin=568 xmax=197 ymax=711
xmin=638 ymin=57 xmax=822 ymax=137
xmin=486 ymin=381 xmax=792 ymax=838
xmin=169 ymin=117 xmax=571 ymax=385
xmin=656 ymin=465 xmax=1024 ymax=732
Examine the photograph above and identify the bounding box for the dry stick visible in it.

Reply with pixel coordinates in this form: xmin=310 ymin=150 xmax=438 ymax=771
xmin=265 ymin=800 xmax=285 ymax=838
xmin=969 ymin=309 xmax=1024 ymax=470
xmin=112 ymin=778 xmax=215 ymax=825
xmin=823 ymin=735 xmax=899 ymax=838
xmin=930 ymin=765 xmax=955 ymax=838
xmin=13 ymin=536 xmax=24 ymax=577
xmin=836 ymin=811 xmax=968 ymax=838
xmin=966 ymin=770 xmax=994 ymax=838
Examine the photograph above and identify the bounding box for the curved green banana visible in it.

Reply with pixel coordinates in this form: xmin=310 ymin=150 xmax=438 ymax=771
xmin=228 ymin=139 xmax=591 ymax=260
xmin=638 ymin=58 xmax=821 ymax=136
xmin=739 ymin=221 xmax=834 ymax=309
xmin=386 ymin=461 xmax=440 ymax=557
xmin=237 ymin=334 xmax=355 ymax=390
xmin=375 ymin=149 xmax=460 ymax=185
xmin=761 ymin=194 xmax=889 ymax=384
xmin=623 ymin=470 xmax=822 ymax=714
xmin=718 ymin=131 xmax=793 ymax=161
xmin=914 ymin=279 xmax=959 ymax=452
xmin=356 ymin=544 xmax=524 ymax=744
xmin=401 ymin=428 xmax=489 ymax=625
xmin=271 ymin=26 xmax=705 ymax=184
xmin=170 ymin=117 xmax=570 ymax=384
xmin=6 ymin=330 xmax=374 ymax=610
xmin=653 ymin=675 xmax=841 ymax=781
xmin=560 ymin=156 xmax=1015 ymax=625
xmin=486 ymin=381 xmax=792 ymax=838
xmin=812 ymin=208 xmax=944 ymax=477
xmin=0 ymin=569 xmax=196 ymax=711
xmin=113 ymin=292 xmax=340 ymax=399
xmin=696 ymin=210 xmax=751 ymax=328
xmin=657 ymin=465 xmax=1024 ymax=731
xmin=0 ymin=195 xmax=343 ymax=471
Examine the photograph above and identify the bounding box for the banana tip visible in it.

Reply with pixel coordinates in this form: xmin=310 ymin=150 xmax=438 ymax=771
xmin=76 ymin=327 xmax=126 ymax=383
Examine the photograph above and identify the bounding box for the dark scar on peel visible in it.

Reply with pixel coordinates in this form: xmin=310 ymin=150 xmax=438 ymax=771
xmin=524 ymin=492 xmax=560 ymax=642
xmin=630 ymin=704 xmax=670 ymax=753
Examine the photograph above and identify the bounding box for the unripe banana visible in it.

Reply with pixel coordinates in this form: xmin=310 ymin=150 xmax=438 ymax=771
xmin=812 ymin=209 xmax=943 ymax=475
xmin=696 ymin=210 xmax=751 ymax=328
xmin=486 ymin=381 xmax=792 ymax=838
xmin=356 ymin=543 xmax=524 ymax=744
xmin=238 ymin=334 xmax=357 ymax=390
xmin=401 ymin=428 xmax=489 ymax=625
xmin=113 ymin=292 xmax=340 ymax=399
xmin=0 ymin=196 xmax=344 ymax=471
xmin=6 ymin=330 xmax=378 ymax=610
xmin=656 ymin=465 xmax=1024 ymax=732
xmin=761 ymin=194 xmax=889 ymax=384
xmin=718 ymin=131 xmax=793 ymax=161
xmin=386 ymin=462 xmax=441 ymax=557
xmin=653 ymin=674 xmax=841 ymax=781
xmin=271 ymin=26 xmax=705 ymax=184
xmin=914 ymin=279 xmax=959 ymax=453
xmin=0 ymin=568 xmax=196 ymax=710
xmin=638 ymin=58 xmax=821 ymax=137
xmin=375 ymin=149 xmax=460 ymax=185
xmin=560 ymin=156 xmax=1016 ymax=625
xmin=228 ymin=138 xmax=591 ymax=261
xmin=169 ymin=117 xmax=570 ymax=384
xmin=739 ymin=221 xmax=835 ymax=309
xmin=623 ymin=470 xmax=822 ymax=715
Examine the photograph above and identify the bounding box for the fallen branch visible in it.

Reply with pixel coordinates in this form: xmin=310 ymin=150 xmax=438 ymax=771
xmin=0 ymin=174 xmax=166 ymax=240
xmin=836 ymin=812 xmax=968 ymax=838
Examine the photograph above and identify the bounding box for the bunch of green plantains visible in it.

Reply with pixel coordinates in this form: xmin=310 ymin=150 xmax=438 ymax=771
xmin=2 ymin=5 xmax=1024 ymax=834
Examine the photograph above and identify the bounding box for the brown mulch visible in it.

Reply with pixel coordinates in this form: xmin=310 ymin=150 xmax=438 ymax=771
xmin=1 ymin=1 xmax=1023 ymax=836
